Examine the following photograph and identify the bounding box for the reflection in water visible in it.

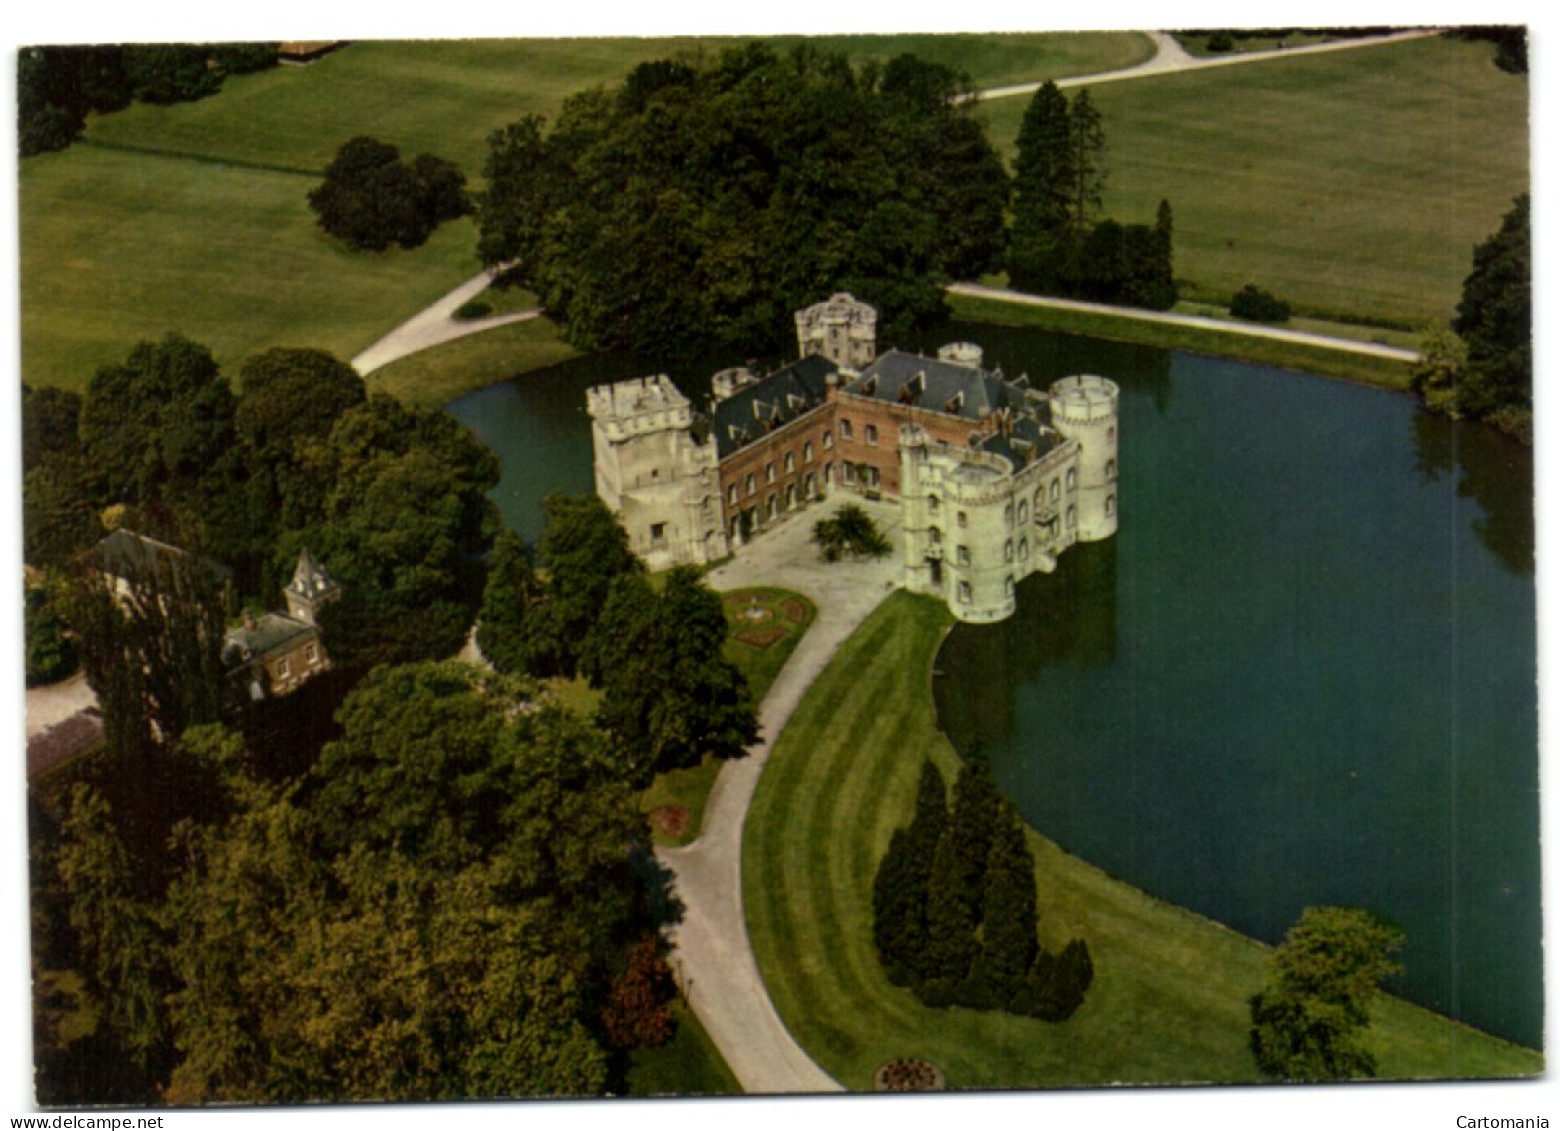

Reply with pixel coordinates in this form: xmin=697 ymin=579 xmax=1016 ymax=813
xmin=1410 ymin=411 xmax=1534 ymax=577
xmin=935 ymin=540 xmax=1117 ymax=750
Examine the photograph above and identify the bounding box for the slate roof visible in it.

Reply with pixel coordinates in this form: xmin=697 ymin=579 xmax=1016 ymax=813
xmin=845 ymin=350 xmax=1027 ymax=421
xmin=710 ymin=354 xmax=839 ymax=459
xmin=222 ymin=613 xmax=317 ymax=670
xmin=91 ymin=529 xmax=231 ymax=586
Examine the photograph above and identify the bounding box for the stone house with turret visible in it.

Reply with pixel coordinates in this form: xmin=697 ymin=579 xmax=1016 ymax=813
xmin=588 ymin=293 xmax=1119 ymax=622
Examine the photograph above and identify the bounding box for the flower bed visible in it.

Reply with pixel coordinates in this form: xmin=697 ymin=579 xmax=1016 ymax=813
xmin=873 ymin=1058 xmax=945 ymax=1092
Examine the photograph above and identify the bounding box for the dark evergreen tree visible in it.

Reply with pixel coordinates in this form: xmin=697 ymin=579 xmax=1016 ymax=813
xmin=533 ymin=493 xmax=641 ymax=678
xmin=1066 ymin=89 xmax=1107 ymax=239
xmin=963 ymin=801 xmax=1039 ymax=1008
xmin=1012 ymin=937 xmax=1094 ymax=1021
xmin=871 ymin=827 xmax=923 ymax=986
xmin=1008 ymin=81 xmax=1076 ymax=293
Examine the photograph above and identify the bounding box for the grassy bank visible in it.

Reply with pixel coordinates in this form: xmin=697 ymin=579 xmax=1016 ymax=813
xmin=948 ymin=292 xmax=1415 ymax=390
xmin=367 ymin=316 xmax=583 ymax=409
xmin=743 ymin=592 xmax=1541 ymax=1090
xmin=975 ymin=34 xmax=1528 ymax=330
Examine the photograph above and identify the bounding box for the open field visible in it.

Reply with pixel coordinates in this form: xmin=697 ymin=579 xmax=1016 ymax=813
xmin=976 ymin=34 xmax=1528 ymax=329
xmin=743 ymin=592 xmax=1542 ymax=1090
xmin=20 ymin=33 xmax=1148 ymax=393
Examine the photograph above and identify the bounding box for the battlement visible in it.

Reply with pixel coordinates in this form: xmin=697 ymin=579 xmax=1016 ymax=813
xmin=587 ymin=375 xmax=693 ymax=441
xmin=1050 ymin=374 xmax=1119 ymax=423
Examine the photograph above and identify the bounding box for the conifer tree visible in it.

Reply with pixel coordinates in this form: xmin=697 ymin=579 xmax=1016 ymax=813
xmin=871 ymin=761 xmax=947 ymax=985
xmin=963 ymin=800 xmax=1039 ymax=1008
xmin=1008 ymin=81 xmax=1076 ymax=293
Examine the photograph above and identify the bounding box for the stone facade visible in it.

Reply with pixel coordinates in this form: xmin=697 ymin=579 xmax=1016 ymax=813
xmin=587 ymin=295 xmax=1119 ymax=622
xmin=587 ymin=375 xmax=728 ymax=571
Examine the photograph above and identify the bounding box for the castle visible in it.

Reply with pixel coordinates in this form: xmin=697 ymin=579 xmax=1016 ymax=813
xmin=587 ymin=294 xmax=1119 ymax=622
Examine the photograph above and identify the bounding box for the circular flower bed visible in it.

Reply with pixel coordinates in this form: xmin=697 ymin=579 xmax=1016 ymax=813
xmin=649 ymin=805 xmax=690 ymax=839
xmin=873 ymin=1058 xmax=945 ymax=1092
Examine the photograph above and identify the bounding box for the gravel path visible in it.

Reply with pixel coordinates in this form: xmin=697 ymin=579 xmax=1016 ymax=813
xmin=657 ymin=495 xmax=905 ymax=1094
xmin=948 ymin=283 xmax=1421 ymax=362
xmin=351 ymin=263 xmax=538 ymax=376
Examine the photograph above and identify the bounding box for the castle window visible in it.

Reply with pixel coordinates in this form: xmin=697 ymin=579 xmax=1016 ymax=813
xmin=1106 ymin=459 xmax=1117 ymax=478
xmin=958 ymin=581 xmax=972 ymax=604
xmin=1019 ymin=537 xmax=1029 ymax=560
xmin=1108 ymin=426 xmax=1116 ymax=442
xmin=766 ymin=462 xmax=777 ymax=484
xmin=1106 ymin=494 xmax=1116 ymax=517
xmin=785 ymin=485 xmax=797 ymax=510
xmin=1005 ymin=575 xmax=1016 ymax=598
xmin=823 ymin=430 xmax=834 ymax=449
xmin=767 ymin=495 xmax=779 ymax=520
xmin=305 ymin=643 xmax=319 ymax=665
xmin=928 ymin=495 xmax=939 ymax=513
xmin=1050 ymin=479 xmax=1061 ymax=503
xmin=728 ymin=484 xmax=739 ymax=506
xmin=957 ymin=511 xmax=968 ymax=529
xmin=865 ymin=423 xmax=879 ymax=446
xmin=804 ymin=441 xmax=814 ymax=462
xmin=1018 ymin=500 xmax=1029 ymax=524
xmin=1004 ymin=539 xmax=1014 ymax=563
xmin=1066 ymin=505 xmax=1077 ymax=528
xmin=745 ymin=473 xmax=756 ymax=495
xmin=1067 ymin=468 xmax=1077 ymax=491
xmin=844 ymin=463 xmax=857 ymax=485
xmin=784 ymin=452 xmax=796 ymax=474
xmin=276 ymin=657 xmax=291 ymax=680
xmin=650 ymin=523 xmax=667 ymax=543
xmin=804 ymin=473 xmax=817 ymax=497
xmin=929 ymin=526 xmax=942 ymax=545
xmin=1004 ymin=503 xmax=1014 ymax=526
xmin=840 ymin=419 xmax=854 ymax=440
xmin=957 ymin=545 xmax=971 ymax=566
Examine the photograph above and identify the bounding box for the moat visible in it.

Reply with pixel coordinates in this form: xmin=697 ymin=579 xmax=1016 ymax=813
xmin=448 ymin=322 xmax=1540 ymax=1050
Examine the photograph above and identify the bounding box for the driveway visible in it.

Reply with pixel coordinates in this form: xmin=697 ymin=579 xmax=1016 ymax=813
xmin=657 ymin=494 xmax=905 ymax=1093
xmin=351 ymin=263 xmax=539 ymax=375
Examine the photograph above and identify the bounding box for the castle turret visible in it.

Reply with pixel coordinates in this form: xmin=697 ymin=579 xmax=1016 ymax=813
xmin=795 ymin=293 xmax=877 ymax=370
xmin=586 ymin=375 xmax=728 ymax=570
xmin=1048 ymin=375 xmax=1120 ymax=542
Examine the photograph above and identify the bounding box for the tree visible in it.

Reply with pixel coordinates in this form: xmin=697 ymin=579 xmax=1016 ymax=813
xmin=476 ymin=43 xmax=1007 ymax=363
xmin=533 ymin=493 xmax=641 ymax=677
xmin=25 ymin=581 xmax=78 ymax=687
xmin=587 ymin=568 xmax=759 ymax=787
xmin=963 ymin=801 xmax=1039 ymax=1008
xmin=234 ymin=347 xmax=365 ymax=455
xmin=123 ymin=44 xmax=222 ymax=105
xmin=871 ymin=760 xmax=947 ymax=985
xmin=1066 ymin=89 xmax=1107 ymax=239
xmin=1409 ymin=320 xmax=1469 ymax=417
xmin=1249 ymin=906 xmax=1405 ymax=1081
xmin=476 ymin=529 xmax=545 ymax=675
xmin=1453 ymin=194 xmax=1530 ymax=419
xmin=1008 ymin=81 xmax=1076 ymax=293
xmin=812 ymin=503 xmax=892 ymax=562
xmin=1230 ymin=283 xmax=1291 ymax=323
xmin=308 ymin=137 xmax=467 ymax=252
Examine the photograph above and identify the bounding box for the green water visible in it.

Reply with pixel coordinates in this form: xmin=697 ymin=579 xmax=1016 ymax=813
xmin=447 ymin=323 xmax=1540 ymax=1050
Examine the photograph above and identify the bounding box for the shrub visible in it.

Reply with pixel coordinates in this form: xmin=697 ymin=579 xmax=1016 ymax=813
xmin=308 ymin=136 xmax=468 ymax=252
xmin=1206 ymin=32 xmax=1235 ymax=52
xmin=1230 ymin=283 xmax=1292 ymax=323
xmin=453 ymin=301 xmax=493 ymax=321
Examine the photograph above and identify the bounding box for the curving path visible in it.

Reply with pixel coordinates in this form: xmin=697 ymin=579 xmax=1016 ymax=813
xmin=656 ymin=495 xmax=905 ymax=1093
xmin=351 ymin=263 xmax=539 ymax=376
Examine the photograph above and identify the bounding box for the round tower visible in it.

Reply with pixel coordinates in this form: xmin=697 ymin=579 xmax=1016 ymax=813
xmin=1048 ymin=375 xmax=1120 ymax=542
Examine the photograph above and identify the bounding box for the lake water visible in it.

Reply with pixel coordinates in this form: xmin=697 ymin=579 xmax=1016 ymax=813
xmin=447 ymin=323 xmax=1540 ymax=1049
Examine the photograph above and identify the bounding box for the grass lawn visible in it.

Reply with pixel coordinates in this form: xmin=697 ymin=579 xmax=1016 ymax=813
xmin=626 ymin=1000 xmax=741 ymax=1097
xmin=21 ymin=33 xmax=1148 ymax=397
xmin=642 ymin=587 xmax=816 ymax=847
xmin=975 ymin=34 xmax=1528 ymax=330
xmin=743 ymin=591 xmax=1541 ymax=1090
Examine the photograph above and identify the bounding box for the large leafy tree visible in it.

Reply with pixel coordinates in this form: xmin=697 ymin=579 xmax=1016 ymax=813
xmin=531 ymin=493 xmax=641 ymax=677
xmin=1249 ymin=906 xmax=1405 ymax=1081
xmin=476 ymin=43 xmax=1007 ymax=365
xmin=585 ymin=568 xmax=759 ymax=787
xmin=308 ymin=136 xmax=469 ymax=252
xmin=1452 ymin=194 xmax=1531 ymax=419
